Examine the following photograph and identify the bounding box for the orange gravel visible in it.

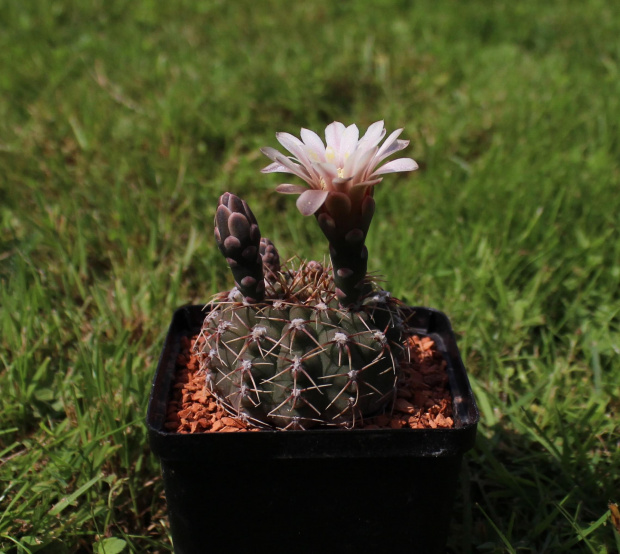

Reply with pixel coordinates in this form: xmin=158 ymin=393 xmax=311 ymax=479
xmin=165 ymin=333 xmax=454 ymax=433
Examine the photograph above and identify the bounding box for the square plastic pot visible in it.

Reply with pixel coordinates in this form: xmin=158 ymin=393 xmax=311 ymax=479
xmin=147 ymin=304 xmax=479 ymax=554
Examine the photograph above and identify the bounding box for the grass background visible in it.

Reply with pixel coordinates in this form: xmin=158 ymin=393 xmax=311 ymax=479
xmin=1 ymin=0 xmax=619 ymax=552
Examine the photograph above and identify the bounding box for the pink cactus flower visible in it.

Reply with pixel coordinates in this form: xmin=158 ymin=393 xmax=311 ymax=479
xmin=261 ymin=120 xmax=418 ymax=216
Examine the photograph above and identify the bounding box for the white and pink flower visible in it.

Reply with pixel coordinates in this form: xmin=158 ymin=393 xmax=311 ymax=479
xmin=261 ymin=120 xmax=418 ymax=216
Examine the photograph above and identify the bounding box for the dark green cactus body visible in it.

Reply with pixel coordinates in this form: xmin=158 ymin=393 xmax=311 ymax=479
xmin=195 ymin=261 xmax=408 ymax=429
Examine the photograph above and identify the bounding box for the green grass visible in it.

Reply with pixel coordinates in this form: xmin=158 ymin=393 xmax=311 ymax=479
xmin=1 ymin=0 xmax=619 ymax=551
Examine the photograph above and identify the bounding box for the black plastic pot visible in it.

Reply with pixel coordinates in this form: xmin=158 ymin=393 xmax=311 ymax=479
xmin=147 ymin=304 xmax=479 ymax=554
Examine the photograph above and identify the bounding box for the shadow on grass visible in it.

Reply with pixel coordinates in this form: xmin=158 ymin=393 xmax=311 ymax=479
xmin=448 ymin=422 xmax=618 ymax=553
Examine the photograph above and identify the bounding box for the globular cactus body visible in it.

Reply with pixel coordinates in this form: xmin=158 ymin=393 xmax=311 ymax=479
xmin=196 ymin=259 xmax=408 ymax=429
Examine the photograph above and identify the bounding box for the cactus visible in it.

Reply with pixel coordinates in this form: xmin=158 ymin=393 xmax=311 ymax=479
xmin=195 ymin=121 xmax=418 ymax=429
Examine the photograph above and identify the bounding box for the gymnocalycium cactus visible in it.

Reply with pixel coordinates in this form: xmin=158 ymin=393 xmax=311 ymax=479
xmin=195 ymin=121 xmax=418 ymax=429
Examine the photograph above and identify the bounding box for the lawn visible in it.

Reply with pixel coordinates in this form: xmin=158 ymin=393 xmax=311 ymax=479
xmin=1 ymin=0 xmax=619 ymax=552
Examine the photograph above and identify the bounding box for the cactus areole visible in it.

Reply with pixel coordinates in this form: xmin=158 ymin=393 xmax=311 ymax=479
xmin=193 ymin=121 xmax=420 ymax=430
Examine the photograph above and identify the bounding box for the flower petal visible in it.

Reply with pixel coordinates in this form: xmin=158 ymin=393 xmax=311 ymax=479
xmin=341 ymin=146 xmax=362 ymax=178
xmin=300 ymin=128 xmax=326 ymax=162
xmin=261 ymin=161 xmax=292 ymax=174
xmin=276 ymin=132 xmax=312 ymax=166
xmin=358 ymin=120 xmax=386 ymax=150
xmin=296 ymin=189 xmax=329 ymax=215
xmin=313 ymin=162 xmax=339 ymax=187
xmin=376 ymin=128 xmax=403 ymax=159
xmin=372 ymin=158 xmax=418 ymax=176
xmin=376 ymin=139 xmax=410 ymax=163
xmin=342 ymin=145 xmax=377 ymax=182
xmin=352 ymin=146 xmax=378 ymax=180
xmin=339 ymin=124 xmax=360 ymax=163
xmin=261 ymin=146 xmax=283 ymax=162
xmin=276 ymin=184 xmax=309 ymax=194
xmin=275 ymin=153 xmax=313 ymax=182
xmin=350 ymin=178 xmax=383 ymax=188
xmin=325 ymin=121 xmax=346 ymax=150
